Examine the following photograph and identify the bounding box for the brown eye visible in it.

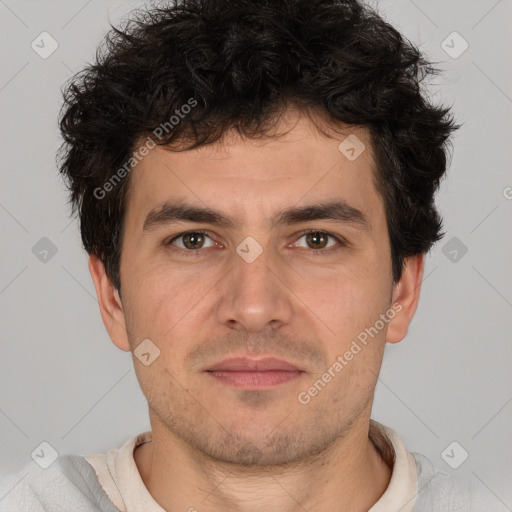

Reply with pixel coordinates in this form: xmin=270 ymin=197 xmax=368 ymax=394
xmin=181 ymin=232 xmax=205 ymax=249
xmin=168 ymin=230 xmax=215 ymax=251
xmin=305 ymin=231 xmax=329 ymax=250
xmin=294 ymin=231 xmax=340 ymax=251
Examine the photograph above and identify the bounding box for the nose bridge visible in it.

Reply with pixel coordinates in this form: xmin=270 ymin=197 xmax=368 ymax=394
xmin=234 ymin=237 xmax=274 ymax=290
xmin=216 ymin=236 xmax=293 ymax=331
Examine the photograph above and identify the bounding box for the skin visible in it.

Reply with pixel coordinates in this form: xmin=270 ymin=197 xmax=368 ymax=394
xmin=89 ymin=107 xmax=424 ymax=512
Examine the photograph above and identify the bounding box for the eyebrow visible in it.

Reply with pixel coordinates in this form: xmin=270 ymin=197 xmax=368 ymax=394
xmin=141 ymin=199 xmax=371 ymax=234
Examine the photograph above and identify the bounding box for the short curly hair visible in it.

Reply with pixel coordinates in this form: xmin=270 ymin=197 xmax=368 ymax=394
xmin=58 ymin=0 xmax=459 ymax=293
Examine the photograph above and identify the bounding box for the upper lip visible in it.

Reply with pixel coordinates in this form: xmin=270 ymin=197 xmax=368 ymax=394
xmin=205 ymin=357 xmax=302 ymax=372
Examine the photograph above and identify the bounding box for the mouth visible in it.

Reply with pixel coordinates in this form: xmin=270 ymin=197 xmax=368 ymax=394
xmin=204 ymin=356 xmax=305 ymax=389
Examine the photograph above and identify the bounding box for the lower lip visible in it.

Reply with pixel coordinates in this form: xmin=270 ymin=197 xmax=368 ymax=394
xmin=206 ymin=370 xmax=303 ymax=389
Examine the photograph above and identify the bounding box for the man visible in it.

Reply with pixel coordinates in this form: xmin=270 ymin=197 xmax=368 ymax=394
xmin=0 ymin=0 xmax=496 ymax=510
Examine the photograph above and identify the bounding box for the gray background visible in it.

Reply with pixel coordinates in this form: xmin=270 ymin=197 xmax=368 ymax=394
xmin=1 ymin=0 xmax=511 ymax=507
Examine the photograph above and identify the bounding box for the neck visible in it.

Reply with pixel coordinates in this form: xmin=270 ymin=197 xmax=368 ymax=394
xmin=134 ymin=415 xmax=392 ymax=512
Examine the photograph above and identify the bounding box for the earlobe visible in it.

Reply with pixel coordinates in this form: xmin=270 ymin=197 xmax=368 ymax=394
xmin=386 ymin=254 xmax=424 ymax=344
xmin=88 ymin=255 xmax=131 ymax=352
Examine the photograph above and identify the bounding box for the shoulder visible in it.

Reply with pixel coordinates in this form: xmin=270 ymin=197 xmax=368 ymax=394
xmin=0 ymin=455 xmax=120 ymax=512
xmin=412 ymin=452 xmax=504 ymax=512
xmin=370 ymin=420 xmax=505 ymax=512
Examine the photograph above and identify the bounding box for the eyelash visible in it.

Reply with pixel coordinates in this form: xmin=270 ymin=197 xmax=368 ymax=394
xmin=165 ymin=229 xmax=346 ymax=257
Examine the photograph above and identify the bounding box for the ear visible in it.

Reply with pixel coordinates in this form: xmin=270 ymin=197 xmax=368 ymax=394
xmin=386 ymin=253 xmax=424 ymax=344
xmin=88 ymin=254 xmax=131 ymax=352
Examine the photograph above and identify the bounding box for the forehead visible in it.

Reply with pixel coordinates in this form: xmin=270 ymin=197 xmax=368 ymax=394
xmin=123 ymin=110 xmax=384 ymax=229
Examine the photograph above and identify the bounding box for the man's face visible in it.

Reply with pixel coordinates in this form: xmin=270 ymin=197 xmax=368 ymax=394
xmin=110 ymin=110 xmax=400 ymax=465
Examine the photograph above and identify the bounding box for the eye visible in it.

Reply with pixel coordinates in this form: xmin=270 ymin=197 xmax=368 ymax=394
xmin=292 ymin=230 xmax=344 ymax=253
xmin=165 ymin=229 xmax=345 ymax=257
xmin=166 ymin=230 xmax=217 ymax=253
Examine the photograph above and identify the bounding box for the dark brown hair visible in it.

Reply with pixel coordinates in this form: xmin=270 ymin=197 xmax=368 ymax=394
xmin=58 ymin=0 xmax=459 ymax=292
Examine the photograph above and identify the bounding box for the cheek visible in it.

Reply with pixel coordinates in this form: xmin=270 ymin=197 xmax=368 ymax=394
xmin=123 ymin=262 xmax=214 ymax=344
xmin=294 ymin=258 xmax=390 ymax=338
xmin=123 ymin=271 xmax=201 ymax=390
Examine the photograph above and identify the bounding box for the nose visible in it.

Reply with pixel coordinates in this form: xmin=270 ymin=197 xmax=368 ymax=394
xmin=216 ymin=241 xmax=294 ymax=333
